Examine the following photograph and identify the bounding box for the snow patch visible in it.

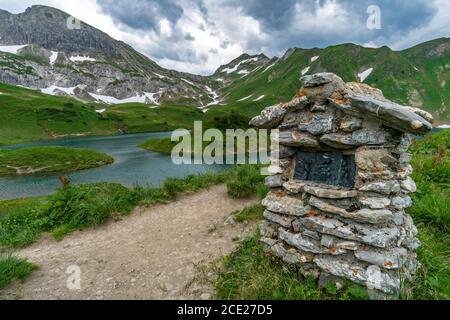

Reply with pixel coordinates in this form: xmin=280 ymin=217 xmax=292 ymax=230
xmin=358 ymin=68 xmax=374 ymax=82
xmin=437 ymin=124 xmax=450 ymax=129
xmin=238 ymin=94 xmax=253 ymax=102
xmin=253 ymin=95 xmax=265 ymax=102
xmin=41 ymin=85 xmax=77 ymax=96
xmin=301 ymin=66 xmax=310 ymax=76
xmin=153 ymin=72 xmax=170 ymax=80
xmin=95 ymin=108 xmax=106 ymax=114
xmin=0 ymin=45 xmax=28 ymax=54
xmin=311 ymin=56 xmax=319 ymax=63
xmin=49 ymin=51 xmax=58 ymax=65
xmin=205 ymin=86 xmax=220 ymax=106
xmin=181 ymin=78 xmax=195 ymax=86
xmin=88 ymin=90 xmax=162 ymax=105
xmin=238 ymin=69 xmax=249 ymax=75
xmin=262 ymin=63 xmax=275 ymax=73
xmin=69 ymin=56 xmax=96 ymax=62
xmin=222 ymin=57 xmax=258 ymax=74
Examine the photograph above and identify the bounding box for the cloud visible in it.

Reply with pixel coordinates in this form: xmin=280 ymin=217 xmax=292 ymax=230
xmin=97 ymin=0 xmax=183 ymax=34
xmin=0 ymin=0 xmax=448 ymax=75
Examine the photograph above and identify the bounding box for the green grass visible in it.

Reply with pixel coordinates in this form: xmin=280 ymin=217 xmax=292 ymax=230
xmin=0 ymin=82 xmax=206 ymax=146
xmin=0 ymin=146 xmax=114 ymax=176
xmin=0 ymin=255 xmax=37 ymax=290
xmin=0 ymin=165 xmax=265 ymax=248
xmin=212 ymin=130 xmax=450 ymax=300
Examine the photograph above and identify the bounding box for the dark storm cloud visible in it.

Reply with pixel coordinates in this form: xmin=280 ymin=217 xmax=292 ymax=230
xmin=97 ymin=0 xmax=183 ymax=32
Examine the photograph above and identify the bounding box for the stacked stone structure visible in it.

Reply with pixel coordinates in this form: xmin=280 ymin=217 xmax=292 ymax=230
xmin=250 ymin=73 xmax=434 ymax=295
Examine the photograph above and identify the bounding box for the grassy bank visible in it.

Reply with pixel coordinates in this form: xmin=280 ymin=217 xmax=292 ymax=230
xmin=0 ymin=146 xmax=114 ymax=176
xmin=0 ymin=83 xmax=205 ymax=146
xmin=212 ymin=130 xmax=450 ymax=300
xmin=0 ymin=165 xmax=265 ymax=248
xmin=0 ymin=255 xmax=37 ymax=290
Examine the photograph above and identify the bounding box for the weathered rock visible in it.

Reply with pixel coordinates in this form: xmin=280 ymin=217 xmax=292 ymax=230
xmin=320 ymin=127 xmax=390 ymax=149
xmin=355 ymin=148 xmax=396 ymax=171
xmin=314 ymin=256 xmax=401 ymax=294
xmin=259 ymin=221 xmax=278 ymax=238
xmin=278 ymin=129 xmax=320 ymax=147
xmin=358 ymin=195 xmax=391 ymax=209
xmin=359 ymin=181 xmax=401 ymax=196
xmin=262 ymin=192 xmax=312 ymax=217
xmin=398 ymin=164 xmax=413 ymax=180
xmin=355 ymin=247 xmax=408 ymax=269
xmin=263 ymin=210 xmax=294 ymax=229
xmin=283 ymin=180 xmax=306 ymax=194
xmin=301 ymin=73 xmax=344 ymax=87
xmin=398 ymin=152 xmax=413 ymax=164
xmin=303 ymin=185 xmax=357 ymax=199
xmin=334 ymin=92 xmax=433 ymax=134
xmin=400 ymin=177 xmax=417 ymax=193
xmin=279 ymin=228 xmax=346 ymax=255
xmin=249 ymin=96 xmax=309 ymax=128
xmin=391 ymin=196 xmax=412 ymax=210
xmin=340 ymin=116 xmax=363 ymax=133
xmin=357 ymin=170 xmax=396 ymax=182
xmin=300 ymin=215 xmax=400 ymax=248
xmin=308 ymin=196 xmax=393 ymax=224
xmin=365 ymin=265 xmax=400 ymax=294
xmin=265 ymin=175 xmax=283 ymax=188
xmin=301 ymin=113 xmax=335 ymax=135
xmin=395 ymin=133 xmax=415 ymax=154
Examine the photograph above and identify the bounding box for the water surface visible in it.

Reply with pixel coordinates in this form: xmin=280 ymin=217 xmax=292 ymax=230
xmin=0 ymin=132 xmax=225 ymax=200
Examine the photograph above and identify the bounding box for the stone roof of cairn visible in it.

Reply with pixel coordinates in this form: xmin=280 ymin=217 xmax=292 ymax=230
xmin=249 ymin=72 xmax=433 ymax=135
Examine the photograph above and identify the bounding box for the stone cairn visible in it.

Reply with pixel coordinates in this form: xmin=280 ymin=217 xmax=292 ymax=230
xmin=250 ymin=73 xmax=434 ymax=295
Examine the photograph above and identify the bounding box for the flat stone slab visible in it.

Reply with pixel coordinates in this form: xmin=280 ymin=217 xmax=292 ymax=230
xmin=330 ymin=92 xmax=433 ymax=134
xmin=303 ymin=185 xmax=357 ymax=199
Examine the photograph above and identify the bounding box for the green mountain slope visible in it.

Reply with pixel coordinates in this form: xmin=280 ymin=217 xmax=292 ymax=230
xmin=0 ymin=82 xmax=204 ymax=145
xmin=209 ymin=38 xmax=450 ymax=122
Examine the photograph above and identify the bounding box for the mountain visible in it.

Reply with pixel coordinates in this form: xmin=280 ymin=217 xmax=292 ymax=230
xmin=0 ymin=5 xmax=218 ymax=107
xmin=0 ymin=5 xmax=449 ymax=124
xmin=211 ymin=39 xmax=450 ymax=122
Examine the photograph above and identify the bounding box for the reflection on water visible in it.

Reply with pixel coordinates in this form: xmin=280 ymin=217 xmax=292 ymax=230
xmin=0 ymin=132 xmax=226 ymax=200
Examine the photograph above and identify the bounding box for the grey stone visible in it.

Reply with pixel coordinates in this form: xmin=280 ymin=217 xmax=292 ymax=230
xmin=309 ymin=196 xmax=393 ymax=224
xmin=391 ymin=196 xmax=412 ymax=210
xmin=259 ymin=221 xmax=278 ymax=238
xmin=301 ymin=73 xmax=344 ymax=88
xmin=321 ymin=235 xmax=335 ymax=248
xmin=358 ymin=196 xmax=391 ymax=209
xmin=262 ymin=192 xmax=312 ymax=217
xmin=278 ymin=129 xmax=319 ymax=147
xmin=395 ymin=133 xmax=415 ymax=153
xmin=357 ymin=171 xmax=396 ymax=182
xmin=314 ymin=256 xmax=401 ymax=294
xmin=303 ymin=185 xmax=357 ymax=199
xmin=398 ymin=152 xmax=413 ymax=164
xmin=320 ymin=128 xmax=390 ymax=149
xmin=302 ymin=229 xmax=321 ymax=240
xmin=279 ymin=228 xmax=346 ymax=255
xmin=249 ymin=96 xmax=309 ymax=128
xmin=359 ymin=181 xmax=401 ymax=196
xmin=263 ymin=211 xmax=294 ymax=229
xmin=265 ymin=175 xmax=283 ymax=188
xmin=303 ymin=113 xmax=335 ymax=135
xmin=365 ymin=265 xmax=401 ymax=294
xmin=355 ymin=148 xmax=396 ymax=171
xmin=336 ymin=92 xmax=433 ymax=134
xmin=355 ymin=247 xmax=408 ymax=269
xmin=283 ymin=180 xmax=306 ymax=194
xmin=340 ymin=116 xmax=363 ymax=133
xmin=400 ymin=177 xmax=417 ymax=193
xmin=300 ymin=215 xmax=400 ymax=248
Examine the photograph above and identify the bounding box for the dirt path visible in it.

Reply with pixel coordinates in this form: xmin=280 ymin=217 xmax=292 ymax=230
xmin=2 ymin=185 xmax=258 ymax=300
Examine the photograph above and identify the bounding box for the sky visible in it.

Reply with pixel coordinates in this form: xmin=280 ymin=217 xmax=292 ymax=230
xmin=0 ymin=0 xmax=449 ymax=75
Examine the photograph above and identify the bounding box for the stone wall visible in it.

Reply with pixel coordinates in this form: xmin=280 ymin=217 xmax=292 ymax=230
xmin=250 ymin=73 xmax=433 ymax=295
